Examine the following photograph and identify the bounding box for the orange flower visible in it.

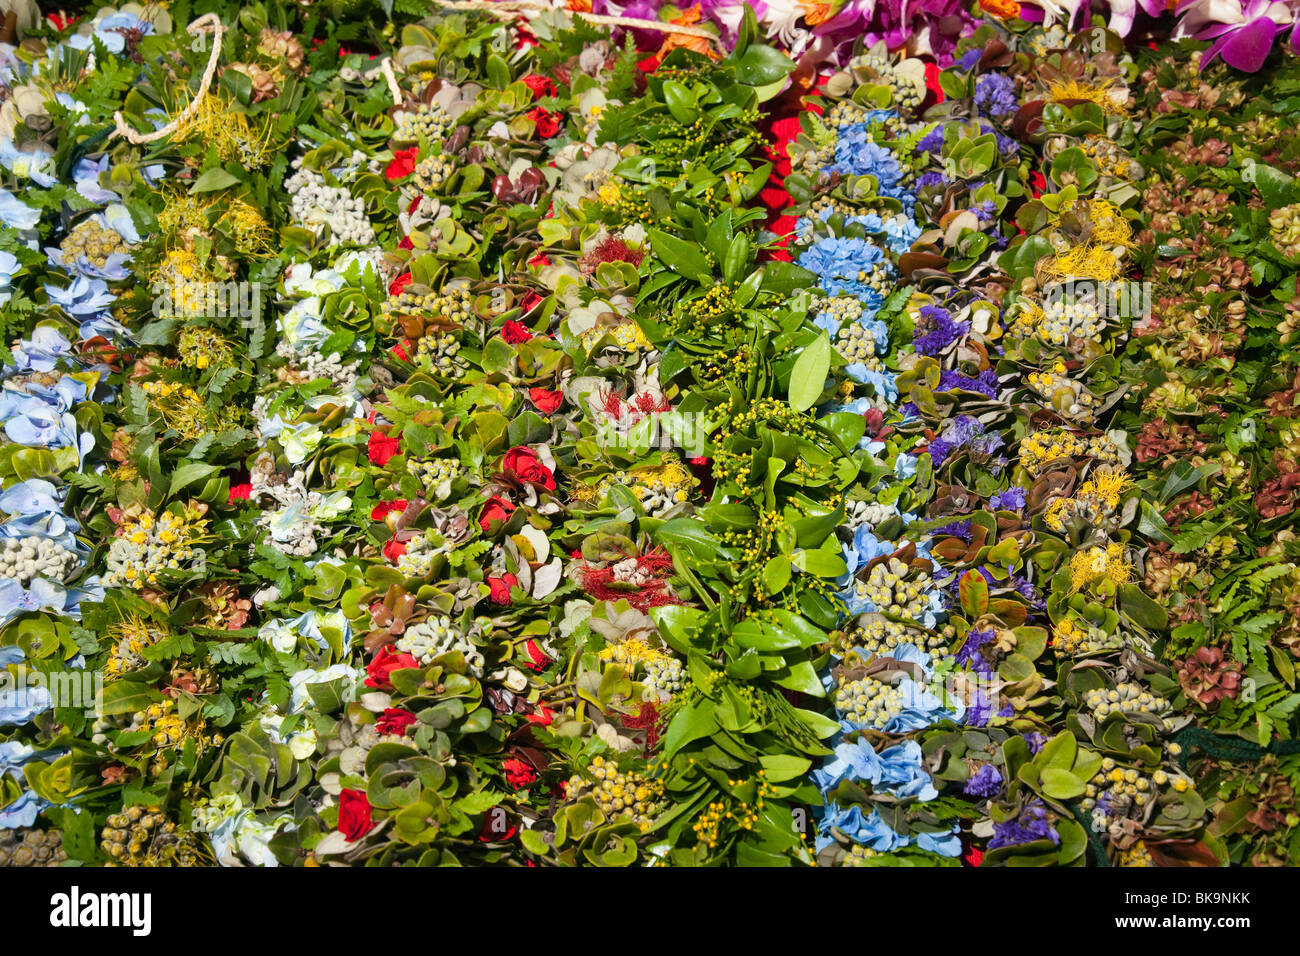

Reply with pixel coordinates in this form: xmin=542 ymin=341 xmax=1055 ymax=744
xmin=978 ymin=0 xmax=1021 ymax=19
xmin=801 ymin=1 xmax=834 ymax=25
xmin=566 ymin=0 xmax=593 ymax=11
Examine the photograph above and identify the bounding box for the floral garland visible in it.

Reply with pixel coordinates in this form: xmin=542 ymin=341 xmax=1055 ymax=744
xmin=0 ymin=0 xmax=1297 ymax=869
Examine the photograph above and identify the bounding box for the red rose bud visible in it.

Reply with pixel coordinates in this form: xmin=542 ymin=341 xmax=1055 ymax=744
xmin=488 ymin=572 xmax=518 ymax=605
xmin=479 ymin=495 xmax=517 ymax=532
xmin=529 ymin=387 xmax=563 ymax=415
xmin=376 ymin=707 xmax=419 ymax=736
xmin=337 ymin=788 xmax=375 ymax=841
xmin=501 ymin=320 xmax=533 ymax=344
xmin=365 ymin=645 xmax=420 ymax=691
xmin=389 ymin=272 xmax=413 ymax=296
xmin=502 ymin=446 xmax=555 ymax=491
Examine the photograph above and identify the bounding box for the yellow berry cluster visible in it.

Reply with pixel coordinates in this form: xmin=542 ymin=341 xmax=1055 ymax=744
xmin=570 ymin=756 xmax=665 ymax=831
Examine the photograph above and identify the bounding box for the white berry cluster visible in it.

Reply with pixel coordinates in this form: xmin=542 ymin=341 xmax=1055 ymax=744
xmin=396 ymin=617 xmax=484 ymax=676
xmin=1084 ymin=682 xmax=1174 ymax=729
xmin=0 ymin=535 xmax=80 ymax=586
xmin=274 ymin=339 xmax=360 ymax=392
xmin=285 ymin=159 xmax=375 ymax=246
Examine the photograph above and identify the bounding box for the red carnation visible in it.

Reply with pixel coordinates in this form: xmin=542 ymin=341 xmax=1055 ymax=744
xmin=488 ymin=573 xmax=518 ymax=605
xmin=389 ymin=272 xmax=413 ymax=297
xmin=370 ymin=499 xmax=408 ymax=521
xmin=338 ymin=789 xmax=375 ymax=841
xmin=391 ymin=339 xmax=410 ymax=361
xmin=501 ymin=320 xmax=533 ymax=344
xmin=479 ymin=495 xmax=517 ymax=532
xmin=526 ymin=107 xmax=561 ymax=139
xmin=228 ymin=483 xmax=253 ymax=503
xmin=525 ymin=705 xmax=555 ymax=726
xmin=368 ymin=429 xmax=401 ymax=466
xmin=523 ymin=639 xmax=552 ymax=672
xmin=385 ymin=146 xmax=418 ymax=181
xmin=521 ymin=74 xmax=556 ymax=99
xmin=529 ymin=387 xmax=563 ymax=415
xmin=376 ymin=707 xmax=419 ymax=736
xmin=503 ymin=757 xmax=538 ymax=789
xmin=502 ymin=446 xmax=555 ymax=490
xmin=365 ymin=645 xmax=420 ymax=691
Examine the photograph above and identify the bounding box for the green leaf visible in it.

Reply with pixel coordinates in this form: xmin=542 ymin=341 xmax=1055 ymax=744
xmin=168 ymin=461 xmax=221 ymax=498
xmin=789 ymin=333 xmax=831 ymax=412
xmin=1040 ymin=768 xmax=1086 ymax=800
xmin=647 ymin=228 xmax=711 ymax=282
xmin=731 ymin=44 xmax=794 ymax=86
xmin=190 ymin=167 xmax=242 ymax=193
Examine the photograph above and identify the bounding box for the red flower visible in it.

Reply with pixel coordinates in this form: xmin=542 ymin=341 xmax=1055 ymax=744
xmin=386 ymin=146 xmax=418 ymax=181
xmin=963 ymin=844 xmax=984 ymax=867
xmin=519 ymin=290 xmax=544 ymax=313
xmin=525 ymin=705 xmax=555 ymax=726
xmin=1028 ymin=171 xmax=1047 ymax=198
xmin=523 ymin=639 xmax=552 ymax=672
xmin=389 ymin=272 xmax=413 ymax=297
xmin=391 ymin=339 xmax=410 ymax=362
xmin=488 ymin=573 xmax=518 ymax=605
xmin=503 ymin=757 xmax=538 ymax=789
xmin=338 ymin=789 xmax=375 ymax=841
xmin=228 ymin=483 xmax=253 ymax=503
xmin=924 ymin=61 xmax=946 ymax=106
xmin=376 ymin=707 xmax=419 ymax=736
xmin=479 ymin=495 xmax=517 ymax=532
xmin=383 ymin=538 xmax=407 ymax=563
xmin=398 ymin=235 xmax=413 ymax=250
xmin=501 ymin=320 xmax=533 ymax=344
xmin=368 ymin=429 xmax=401 ymax=466
xmin=370 ymin=499 xmax=408 ymax=522
xmin=526 ymin=107 xmax=561 ymax=139
xmin=529 ymin=387 xmax=563 ymax=415
xmin=521 ymin=74 xmax=556 ymax=99
xmin=365 ymin=645 xmax=420 ymax=691
xmin=477 ymin=814 xmax=518 ymax=842
xmin=502 ymin=446 xmax=555 ymax=490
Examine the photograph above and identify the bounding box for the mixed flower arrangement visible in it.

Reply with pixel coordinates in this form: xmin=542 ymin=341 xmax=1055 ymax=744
xmin=0 ymin=0 xmax=1298 ymax=868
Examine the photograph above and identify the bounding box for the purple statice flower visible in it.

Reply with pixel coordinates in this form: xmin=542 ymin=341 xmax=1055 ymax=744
xmin=900 ymin=401 xmax=920 ymax=419
xmin=937 ymin=368 xmax=998 ymax=397
xmin=974 ymin=73 xmax=1018 ymax=119
xmin=954 ymin=627 xmax=994 ymax=670
xmin=913 ymin=305 xmax=970 ymax=355
xmin=978 ymin=121 xmax=1021 ymax=158
xmin=989 ymin=486 xmax=1026 ymax=510
xmin=917 ymin=126 xmax=945 ymax=155
xmin=928 ymin=415 xmax=1004 ymax=468
xmin=956 ymin=47 xmax=983 ymax=70
xmin=936 ymin=519 xmax=972 ymax=540
xmin=915 ymin=171 xmax=948 ymax=191
xmin=988 ymin=801 xmax=1060 ymax=850
xmin=1009 ymin=574 xmax=1045 ymax=609
xmin=971 ymin=199 xmax=998 ymax=223
xmin=963 ymin=763 xmax=1004 ymax=798
xmin=1022 ymin=732 xmax=1047 ymax=754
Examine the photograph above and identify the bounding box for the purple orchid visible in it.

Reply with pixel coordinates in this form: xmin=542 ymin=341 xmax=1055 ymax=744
xmin=1174 ymin=0 xmax=1300 ymax=72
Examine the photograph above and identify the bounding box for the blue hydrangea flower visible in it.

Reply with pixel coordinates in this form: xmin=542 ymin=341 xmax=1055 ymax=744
xmin=0 ymin=790 xmax=46 ymax=828
xmin=798 ymin=236 xmax=891 ymax=303
xmin=0 ymin=188 xmax=40 ymax=230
